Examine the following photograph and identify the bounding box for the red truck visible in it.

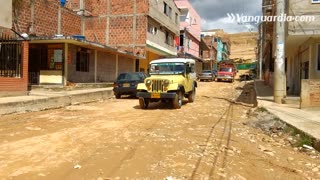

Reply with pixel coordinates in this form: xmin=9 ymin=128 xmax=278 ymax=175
xmin=216 ymin=64 xmax=237 ymax=83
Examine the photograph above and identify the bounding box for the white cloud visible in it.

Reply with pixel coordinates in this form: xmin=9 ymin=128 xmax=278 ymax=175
xmin=189 ymin=0 xmax=262 ymax=33
xmin=201 ymin=17 xmax=258 ymax=33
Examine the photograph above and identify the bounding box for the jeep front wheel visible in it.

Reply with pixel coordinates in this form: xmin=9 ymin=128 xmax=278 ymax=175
xmin=139 ymin=98 xmax=149 ymax=109
xmin=188 ymin=87 xmax=196 ymax=103
xmin=172 ymin=91 xmax=182 ymax=109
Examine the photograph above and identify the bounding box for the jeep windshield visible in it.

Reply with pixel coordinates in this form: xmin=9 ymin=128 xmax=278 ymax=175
xmin=149 ymin=62 xmax=185 ymax=75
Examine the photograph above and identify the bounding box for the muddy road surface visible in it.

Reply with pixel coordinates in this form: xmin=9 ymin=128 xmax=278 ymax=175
xmin=0 ymin=81 xmax=319 ymax=180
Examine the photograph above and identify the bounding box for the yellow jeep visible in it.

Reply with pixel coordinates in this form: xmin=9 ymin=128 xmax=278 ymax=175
xmin=136 ymin=58 xmax=197 ymax=109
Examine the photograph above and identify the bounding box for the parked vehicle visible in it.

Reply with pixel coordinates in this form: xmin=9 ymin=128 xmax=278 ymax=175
xmin=113 ymin=72 xmax=147 ymax=99
xmin=240 ymin=68 xmax=256 ymax=81
xmin=198 ymin=70 xmax=216 ymax=81
xmin=216 ymin=66 xmax=236 ymax=82
xmin=136 ymin=58 xmax=197 ymax=109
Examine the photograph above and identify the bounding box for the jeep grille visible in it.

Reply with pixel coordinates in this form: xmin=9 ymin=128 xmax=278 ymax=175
xmin=152 ymin=80 xmax=164 ymax=92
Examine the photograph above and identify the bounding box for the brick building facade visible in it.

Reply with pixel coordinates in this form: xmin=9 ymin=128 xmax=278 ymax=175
xmin=1 ymin=0 xmax=142 ymax=91
xmin=67 ymin=0 xmax=180 ymax=73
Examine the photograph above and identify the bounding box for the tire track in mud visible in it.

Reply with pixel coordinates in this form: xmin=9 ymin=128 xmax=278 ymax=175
xmin=190 ymin=82 xmax=235 ymax=180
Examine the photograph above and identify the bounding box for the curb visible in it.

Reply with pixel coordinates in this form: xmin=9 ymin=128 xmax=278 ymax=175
xmin=253 ymin=80 xmax=320 ymax=151
xmin=0 ymin=89 xmax=113 ymax=115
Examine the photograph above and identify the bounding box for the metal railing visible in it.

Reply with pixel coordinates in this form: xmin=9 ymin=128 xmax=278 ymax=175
xmin=0 ymin=31 xmax=22 ymax=78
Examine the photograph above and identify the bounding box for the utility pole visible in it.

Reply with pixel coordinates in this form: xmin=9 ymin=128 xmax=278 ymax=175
xmin=274 ymin=0 xmax=286 ymax=103
xmin=258 ymin=23 xmax=263 ymax=80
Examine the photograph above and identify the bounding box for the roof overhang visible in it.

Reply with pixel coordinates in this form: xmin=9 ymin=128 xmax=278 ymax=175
xmin=29 ymin=36 xmax=146 ymax=60
xmin=177 ymin=52 xmax=203 ymax=62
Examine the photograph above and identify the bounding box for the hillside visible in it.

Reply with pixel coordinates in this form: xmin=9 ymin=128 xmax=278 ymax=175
xmin=228 ymin=32 xmax=258 ymax=62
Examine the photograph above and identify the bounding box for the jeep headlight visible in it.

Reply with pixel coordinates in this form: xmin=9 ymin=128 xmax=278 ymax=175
xmin=146 ymin=79 xmax=152 ymax=87
xmin=163 ymin=79 xmax=170 ymax=87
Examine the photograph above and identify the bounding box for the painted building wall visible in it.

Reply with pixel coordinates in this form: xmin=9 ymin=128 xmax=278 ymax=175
xmin=174 ymin=0 xmax=201 ymax=58
xmin=0 ymin=0 xmax=12 ymax=29
xmin=216 ymin=38 xmax=223 ymax=62
xmin=287 ymin=0 xmax=320 ymax=36
xmin=146 ymin=0 xmax=180 ymax=69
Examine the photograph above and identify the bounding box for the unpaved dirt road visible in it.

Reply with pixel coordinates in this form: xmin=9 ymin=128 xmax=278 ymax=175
xmin=0 ymin=81 xmax=319 ymax=180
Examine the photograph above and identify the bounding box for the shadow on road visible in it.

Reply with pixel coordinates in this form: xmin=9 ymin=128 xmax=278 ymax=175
xmin=132 ymin=100 xmax=189 ymax=110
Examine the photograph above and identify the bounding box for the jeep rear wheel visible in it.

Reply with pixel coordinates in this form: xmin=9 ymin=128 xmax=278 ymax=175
xmin=188 ymin=87 xmax=196 ymax=103
xmin=172 ymin=91 xmax=182 ymax=109
xmin=139 ymin=98 xmax=149 ymax=109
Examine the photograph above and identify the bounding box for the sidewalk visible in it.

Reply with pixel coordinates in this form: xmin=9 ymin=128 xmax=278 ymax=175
xmin=0 ymin=88 xmax=114 ymax=115
xmin=254 ymin=80 xmax=320 ymax=142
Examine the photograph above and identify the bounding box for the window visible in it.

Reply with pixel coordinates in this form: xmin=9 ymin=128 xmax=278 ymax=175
xmin=175 ymin=13 xmax=179 ymax=24
xmin=318 ymin=44 xmax=320 ymax=70
xmin=180 ymin=34 xmax=184 ymax=46
xmin=163 ymin=2 xmax=171 ymax=17
xmin=76 ymin=49 xmax=89 ymax=72
xmin=214 ymin=38 xmax=217 ymax=42
xmin=165 ymin=31 xmax=170 ymax=45
xmin=180 ymin=14 xmax=187 ymax=22
xmin=163 ymin=2 xmax=167 ymax=15
xmin=312 ymin=0 xmax=320 ymax=3
xmin=48 ymin=49 xmax=63 ymax=70
xmin=148 ymin=24 xmax=158 ymax=35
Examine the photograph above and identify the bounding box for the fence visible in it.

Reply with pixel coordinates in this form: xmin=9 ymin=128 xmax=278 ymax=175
xmin=0 ymin=29 xmax=23 ymax=78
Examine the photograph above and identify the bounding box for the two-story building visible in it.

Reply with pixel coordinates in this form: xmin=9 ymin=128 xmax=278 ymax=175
xmin=201 ymin=35 xmax=217 ymax=71
xmin=174 ymin=0 xmax=204 ymax=74
xmin=261 ymin=0 xmax=320 ymax=108
xmin=68 ymin=0 xmax=181 ymax=74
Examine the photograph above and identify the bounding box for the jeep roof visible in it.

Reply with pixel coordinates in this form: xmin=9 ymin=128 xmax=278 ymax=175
xmin=150 ymin=58 xmax=195 ymax=64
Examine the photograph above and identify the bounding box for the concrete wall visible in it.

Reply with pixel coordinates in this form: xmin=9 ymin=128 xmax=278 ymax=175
xmin=149 ymin=0 xmax=180 ymax=35
xmin=146 ymin=17 xmax=178 ymax=56
xmin=286 ymin=37 xmax=320 ymax=95
xmin=308 ymin=38 xmax=320 ymax=79
xmin=67 ymin=44 xmax=135 ymax=83
xmin=301 ymin=79 xmax=320 ymax=108
xmin=287 ymin=0 xmax=320 ymax=35
xmin=67 ymin=45 xmax=95 ymax=83
xmin=118 ymin=56 xmax=135 ymax=74
xmin=96 ymin=52 xmax=117 ymax=82
xmin=0 ymin=0 xmax=12 ymax=29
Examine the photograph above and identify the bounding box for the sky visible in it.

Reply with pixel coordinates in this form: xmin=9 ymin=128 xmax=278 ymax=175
xmin=189 ymin=0 xmax=262 ymax=33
